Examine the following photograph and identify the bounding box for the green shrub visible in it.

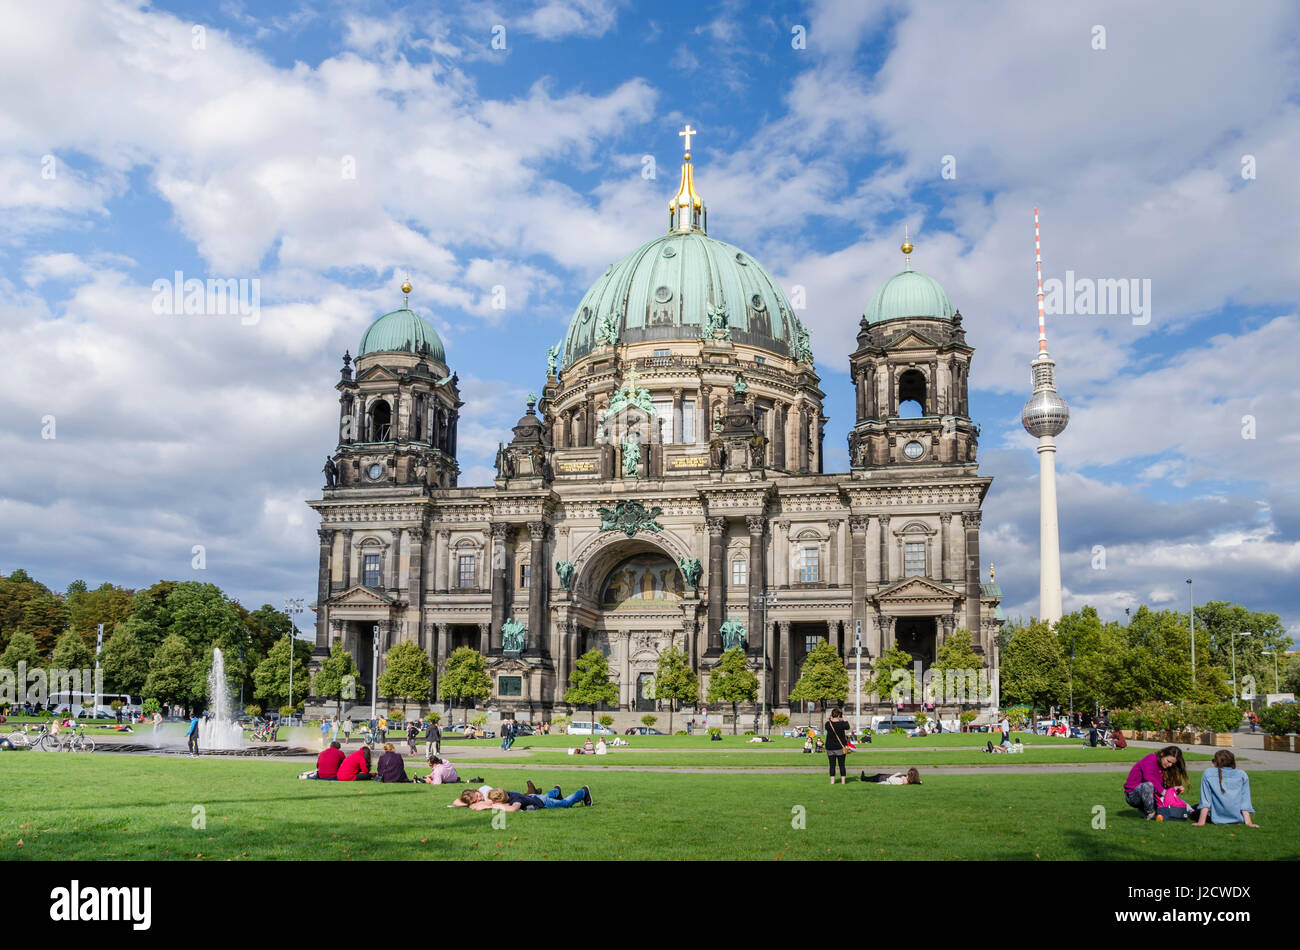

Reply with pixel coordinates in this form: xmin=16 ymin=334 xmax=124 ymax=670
xmin=244 ymin=704 xmax=262 ymax=718
xmin=675 ymin=730 xmax=687 ymax=735
xmin=279 ymin=705 xmax=295 ymax=718
xmin=1205 ymin=703 xmax=1243 ymax=734
xmin=599 ymin=714 xmax=615 ymax=728
xmin=1108 ymin=709 xmax=1134 ymax=731
xmin=959 ymin=710 xmax=979 ymax=727
xmin=743 ymin=730 xmax=755 ymax=736
xmin=1255 ymin=703 xmax=1299 ymax=737
xmin=426 ymin=712 xmax=441 ymax=723
xmin=141 ymin=698 xmax=161 ymax=716
xmin=772 ymin=713 xmax=790 ymax=727
xmin=641 ymin=714 xmax=658 ymax=728
xmin=707 ymin=727 xmax=722 ymax=738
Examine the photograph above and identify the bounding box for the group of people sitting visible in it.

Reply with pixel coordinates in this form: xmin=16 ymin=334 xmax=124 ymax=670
xmin=567 ymin=737 xmax=623 ymax=755
xmin=300 ymin=741 xmax=462 ymax=784
xmin=452 ymin=781 xmax=593 ymax=810
xmin=1124 ymin=747 xmax=1259 ymax=827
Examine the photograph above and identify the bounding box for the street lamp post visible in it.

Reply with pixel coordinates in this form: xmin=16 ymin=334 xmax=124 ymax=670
xmin=854 ymin=622 xmax=863 ymax=736
xmin=1068 ymin=641 xmax=1075 ymax=723
xmin=371 ymin=625 xmax=380 ymax=720
xmin=1186 ymin=579 xmax=1195 ymax=683
xmin=284 ymin=598 xmax=305 ymax=723
xmin=1261 ymin=650 xmax=1280 ymax=694
xmin=94 ymin=623 xmax=104 ymax=716
xmin=756 ymin=591 xmax=778 ymax=734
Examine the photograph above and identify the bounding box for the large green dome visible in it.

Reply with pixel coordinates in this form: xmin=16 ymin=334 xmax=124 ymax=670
xmin=863 ymin=268 xmax=955 ymax=324
xmin=563 ymin=230 xmax=808 ymax=368
xmin=358 ymin=306 xmax=446 ymax=362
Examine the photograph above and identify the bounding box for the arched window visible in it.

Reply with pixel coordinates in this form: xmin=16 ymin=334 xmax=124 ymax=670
xmin=370 ymin=399 xmax=392 ymax=441
xmin=898 ymin=369 xmax=926 ymax=418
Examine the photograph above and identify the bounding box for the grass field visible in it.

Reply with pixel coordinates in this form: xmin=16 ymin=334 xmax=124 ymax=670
xmin=2 ymin=754 xmax=1294 ymax=861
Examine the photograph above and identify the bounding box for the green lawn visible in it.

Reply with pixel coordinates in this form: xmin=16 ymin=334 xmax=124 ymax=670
xmin=447 ymin=746 xmax=1213 ymax=768
xmin=1 ymin=754 xmax=1293 ymax=861
xmin=447 ymin=731 xmax=1091 ymax=750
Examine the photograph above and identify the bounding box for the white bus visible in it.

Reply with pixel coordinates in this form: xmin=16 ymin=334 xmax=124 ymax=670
xmin=53 ymin=692 xmax=141 ymax=719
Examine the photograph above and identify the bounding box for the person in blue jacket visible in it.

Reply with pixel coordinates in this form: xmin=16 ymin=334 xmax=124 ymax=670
xmin=185 ymin=713 xmax=200 ymax=757
xmin=1194 ymin=750 xmax=1259 ymax=827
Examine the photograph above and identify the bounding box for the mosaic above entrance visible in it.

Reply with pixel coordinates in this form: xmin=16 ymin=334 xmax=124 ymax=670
xmin=602 ymin=554 xmax=685 ymax=610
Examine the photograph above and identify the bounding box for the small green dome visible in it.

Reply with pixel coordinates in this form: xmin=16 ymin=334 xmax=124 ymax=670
xmin=358 ymin=307 xmax=446 ymax=362
xmin=864 ymin=268 xmax=955 ymax=324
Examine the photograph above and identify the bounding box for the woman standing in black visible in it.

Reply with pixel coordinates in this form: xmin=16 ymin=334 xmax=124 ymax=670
xmin=824 ymin=708 xmax=850 ymax=786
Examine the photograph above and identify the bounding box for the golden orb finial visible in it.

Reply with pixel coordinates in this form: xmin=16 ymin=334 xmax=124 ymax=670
xmin=401 ymin=278 xmax=412 ymax=296
xmin=901 ymin=225 xmax=913 ymax=270
xmin=989 ymin=562 xmax=996 ymax=582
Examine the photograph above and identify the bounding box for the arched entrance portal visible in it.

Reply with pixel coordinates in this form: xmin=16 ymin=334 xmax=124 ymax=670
xmin=569 ymin=535 xmax=700 ymax=710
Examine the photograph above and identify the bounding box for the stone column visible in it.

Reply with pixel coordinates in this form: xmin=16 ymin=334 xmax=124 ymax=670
xmin=585 ymin=393 xmax=596 ymax=447
xmin=489 ymin=523 xmax=511 ymax=652
xmin=340 ymin=529 xmax=353 ymax=590
xmin=878 ymin=515 xmax=891 ymax=586
xmin=962 ymin=510 xmax=983 ymax=642
xmin=434 ymin=623 xmax=448 ymax=675
xmin=696 ymin=387 xmax=708 ymax=444
xmin=620 ymin=632 xmax=632 ymax=710
xmin=527 ymin=521 xmax=548 ymax=659
xmin=828 ymin=519 xmax=840 ymax=586
xmin=880 ymin=614 xmax=896 ymax=653
xmin=797 ymin=408 xmax=810 ymax=473
xmin=939 ymin=512 xmax=952 ymax=584
xmin=772 ymin=402 xmax=786 ymax=470
xmin=557 ymin=621 xmax=571 ymax=694
xmin=887 ymin=363 xmax=896 ymax=417
xmin=477 ymin=622 xmax=490 ymax=656
xmin=315 ymin=528 xmax=332 ymax=650
xmin=706 ymin=517 xmax=726 ymax=653
xmin=435 ymin=529 xmax=450 ymax=592
xmin=671 ymin=388 xmax=683 ymax=444
xmin=849 ymin=516 xmax=868 ymax=653
xmin=387 ymin=529 xmax=401 ymax=591
xmin=409 ymin=524 xmax=426 ymax=615
xmin=775 ymin=520 xmax=790 ymax=586
xmin=778 ymin=621 xmax=792 ymax=705
xmin=939 ymin=614 xmax=955 ymax=651
xmin=746 ymin=515 xmax=765 ymax=653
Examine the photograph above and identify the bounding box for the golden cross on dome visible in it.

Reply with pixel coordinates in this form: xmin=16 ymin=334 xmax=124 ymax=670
xmin=625 ymin=366 xmax=641 ymax=390
xmin=679 ymin=124 xmax=697 ymax=155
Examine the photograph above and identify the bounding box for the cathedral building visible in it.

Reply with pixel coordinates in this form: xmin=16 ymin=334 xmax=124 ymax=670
xmin=306 ymin=129 xmax=1003 ymax=720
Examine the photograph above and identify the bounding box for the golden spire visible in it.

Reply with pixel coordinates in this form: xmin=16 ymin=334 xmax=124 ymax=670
xmin=401 ymin=275 xmax=412 ymax=307
xmin=901 ymin=226 xmax=913 ymax=270
xmin=669 ymin=123 xmax=706 ymax=234
xmin=989 ymin=562 xmax=996 ymax=583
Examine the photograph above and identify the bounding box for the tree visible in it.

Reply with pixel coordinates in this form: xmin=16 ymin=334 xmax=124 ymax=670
xmin=312 ymin=644 xmax=365 ymax=715
xmin=0 ymin=631 xmax=41 ymax=674
xmin=641 ymin=714 xmax=658 ymax=729
xmin=377 ymin=642 xmax=434 ymax=718
xmin=51 ymin=629 xmax=94 ymax=672
xmin=932 ymin=629 xmax=988 ymax=708
xmin=98 ymin=624 xmax=149 ymax=696
xmin=143 ymin=634 xmax=195 ymax=710
xmin=789 ymin=640 xmax=849 ymax=727
xmin=19 ymin=589 xmax=70 ymax=656
xmin=999 ymin=620 xmax=1067 ymax=712
xmin=654 ymin=645 xmax=698 ymax=734
xmin=67 ymin=582 xmax=135 ymax=651
xmin=564 ymin=649 xmax=619 ymax=730
xmin=439 ymin=647 xmax=492 ymax=727
xmin=252 ymin=635 xmax=312 ymax=709
xmin=866 ymin=645 xmax=916 ymax=706
xmin=705 ymin=646 xmax=757 ymax=735
xmin=244 ymin=604 xmax=296 ymax=659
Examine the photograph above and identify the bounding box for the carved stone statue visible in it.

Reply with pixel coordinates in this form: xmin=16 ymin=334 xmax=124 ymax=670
xmin=546 ymin=341 xmax=561 ymax=377
xmin=678 ymin=557 xmax=703 ymax=590
xmin=749 ymin=437 xmax=765 ymax=468
xmin=501 ymin=617 xmax=527 ymax=654
xmin=733 ymin=373 xmax=747 ymax=395
xmin=702 ymin=300 xmax=730 ymax=340
xmin=621 ymin=437 xmax=641 ymax=478
xmin=720 ymin=617 xmax=747 ymax=651
xmin=596 ymin=311 xmax=619 ymax=346
xmin=323 ymin=457 xmax=338 ymax=488
xmin=793 ymin=318 xmax=813 ymax=363
xmin=555 ymin=560 xmax=576 ymax=591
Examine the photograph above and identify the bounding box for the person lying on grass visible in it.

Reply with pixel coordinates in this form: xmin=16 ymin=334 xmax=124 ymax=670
xmin=451 ymin=784 xmax=593 ymax=810
xmin=1193 ymin=750 xmax=1259 ymax=828
xmin=985 ymin=737 xmax=1021 ymax=753
xmin=861 ymin=768 xmax=922 ymax=785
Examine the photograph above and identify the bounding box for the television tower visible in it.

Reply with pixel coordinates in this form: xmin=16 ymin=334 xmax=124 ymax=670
xmin=1020 ymin=208 xmax=1070 ymax=623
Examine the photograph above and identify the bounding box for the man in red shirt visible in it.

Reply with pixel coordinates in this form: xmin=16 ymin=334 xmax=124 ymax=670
xmin=315 ymin=741 xmax=345 ymax=780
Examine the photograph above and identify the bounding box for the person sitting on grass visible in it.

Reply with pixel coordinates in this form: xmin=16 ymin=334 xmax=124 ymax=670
xmin=314 ymin=740 xmax=345 ymax=780
xmin=1194 ymin=750 xmax=1258 ymax=828
xmin=861 ymin=767 xmax=922 ymax=785
xmin=985 ymin=736 xmax=1011 ymax=753
xmin=1111 ymin=728 xmax=1128 ymax=750
xmin=376 ymin=742 xmax=410 ymax=783
xmin=337 ymin=745 xmax=373 ymax=781
xmin=419 ymin=755 xmax=460 ymax=785
xmin=1123 ymin=746 xmax=1184 ymax=820
xmin=583 ymin=738 xmax=595 ymax=754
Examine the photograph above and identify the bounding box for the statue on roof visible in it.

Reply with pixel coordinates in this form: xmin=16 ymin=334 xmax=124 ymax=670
xmin=597 ymin=311 xmax=619 ymax=346
xmin=546 ymin=341 xmax=561 ymax=377
xmin=702 ymin=301 xmax=730 ymax=340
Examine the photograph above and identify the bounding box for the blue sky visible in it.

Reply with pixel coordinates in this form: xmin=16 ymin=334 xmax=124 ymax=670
xmin=1 ymin=0 xmax=1297 ymax=640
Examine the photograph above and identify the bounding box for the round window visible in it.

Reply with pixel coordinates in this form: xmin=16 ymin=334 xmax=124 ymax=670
xmin=735 ymin=252 xmax=748 ymax=265
xmin=750 ymin=293 xmax=766 ymax=312
xmin=654 ymin=285 xmax=673 ymax=303
xmin=903 ymin=440 xmax=925 ymax=460
xmin=662 ymin=246 xmax=676 ymax=258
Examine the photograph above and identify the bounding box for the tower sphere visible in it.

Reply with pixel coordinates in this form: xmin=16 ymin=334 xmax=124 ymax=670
xmin=1021 ymin=389 xmax=1070 ymax=438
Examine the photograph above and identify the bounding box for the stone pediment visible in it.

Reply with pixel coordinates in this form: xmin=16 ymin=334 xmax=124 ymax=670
xmin=885 ymin=329 xmax=939 ymax=351
xmin=355 ymin=364 xmax=402 ymax=383
xmin=871 ymin=576 xmax=960 ymax=604
xmin=328 ymin=585 xmax=398 ymax=607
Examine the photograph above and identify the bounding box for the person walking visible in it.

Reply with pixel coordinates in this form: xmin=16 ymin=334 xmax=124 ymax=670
xmin=330 ymin=715 xmax=340 ymax=743
xmin=320 ymin=719 xmax=331 ymax=750
xmin=425 ymin=718 xmax=441 ymax=756
xmin=184 ymin=713 xmax=200 ymax=757
xmin=406 ymin=720 xmax=419 ymax=756
xmin=343 ymin=717 xmax=353 ymax=743
xmin=151 ymin=710 xmax=163 ymax=736
xmin=824 ymin=707 xmax=851 ymax=786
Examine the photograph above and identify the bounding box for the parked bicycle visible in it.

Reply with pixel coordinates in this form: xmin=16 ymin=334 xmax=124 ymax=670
xmin=4 ymin=723 xmax=58 ymax=751
xmin=63 ymin=725 xmax=96 ymax=753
